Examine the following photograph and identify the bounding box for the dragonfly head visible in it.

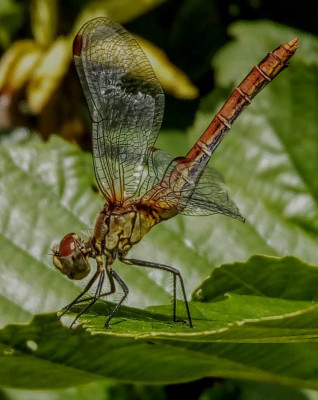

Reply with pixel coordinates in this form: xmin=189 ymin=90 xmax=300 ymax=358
xmin=53 ymin=233 xmax=90 ymax=280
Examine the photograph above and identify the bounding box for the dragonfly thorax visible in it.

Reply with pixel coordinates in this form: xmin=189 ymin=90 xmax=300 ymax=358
xmin=93 ymin=205 xmax=160 ymax=259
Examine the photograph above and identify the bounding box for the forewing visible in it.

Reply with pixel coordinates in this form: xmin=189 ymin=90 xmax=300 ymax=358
xmin=73 ymin=17 xmax=164 ymax=201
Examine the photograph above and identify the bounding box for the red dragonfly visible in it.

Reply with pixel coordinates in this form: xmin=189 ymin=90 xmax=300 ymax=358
xmin=53 ymin=17 xmax=298 ymax=328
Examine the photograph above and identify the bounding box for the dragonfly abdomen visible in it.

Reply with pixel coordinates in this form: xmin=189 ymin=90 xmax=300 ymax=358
xmin=186 ymin=37 xmax=298 ymax=164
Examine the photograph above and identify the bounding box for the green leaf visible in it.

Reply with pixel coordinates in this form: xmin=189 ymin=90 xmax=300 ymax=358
xmin=1 ymin=383 xmax=166 ymax=400
xmin=2 ymin=255 xmax=318 ymax=389
xmin=1 ymin=382 xmax=111 ymax=400
xmin=72 ymin=293 xmax=318 ymax=342
xmin=0 ymin=130 xmax=98 ymax=326
xmin=0 ymin=129 xmax=191 ymax=326
xmin=0 ymin=0 xmax=24 ymax=48
xmin=193 ymin=255 xmax=318 ymax=302
xmin=2 ymin=287 xmax=318 ymax=389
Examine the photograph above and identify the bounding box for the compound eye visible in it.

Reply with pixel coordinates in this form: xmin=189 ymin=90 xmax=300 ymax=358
xmin=59 ymin=233 xmax=78 ymax=257
xmin=53 ymin=233 xmax=90 ymax=280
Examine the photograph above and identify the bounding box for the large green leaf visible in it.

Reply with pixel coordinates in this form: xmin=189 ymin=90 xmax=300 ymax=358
xmin=0 ymin=129 xmax=190 ymax=326
xmin=2 ymin=274 xmax=318 ymax=390
xmin=193 ymin=255 xmax=318 ymax=302
xmin=2 ymin=255 xmax=318 ymax=389
xmin=62 ymin=257 xmax=318 ymax=344
xmin=0 ymin=131 xmax=99 ymax=326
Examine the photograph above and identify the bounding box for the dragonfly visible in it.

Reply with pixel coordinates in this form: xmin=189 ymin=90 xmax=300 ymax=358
xmin=53 ymin=17 xmax=298 ymax=329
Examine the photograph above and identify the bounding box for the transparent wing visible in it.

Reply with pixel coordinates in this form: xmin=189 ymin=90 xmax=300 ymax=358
xmin=73 ymin=17 xmax=164 ymax=202
xmin=143 ymin=149 xmax=244 ymax=220
xmin=179 ymin=166 xmax=244 ymax=220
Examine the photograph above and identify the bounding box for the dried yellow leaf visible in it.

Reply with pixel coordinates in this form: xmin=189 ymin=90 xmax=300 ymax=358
xmin=0 ymin=40 xmax=43 ymax=93
xmin=27 ymin=36 xmax=71 ymax=114
xmin=136 ymin=35 xmax=199 ymax=99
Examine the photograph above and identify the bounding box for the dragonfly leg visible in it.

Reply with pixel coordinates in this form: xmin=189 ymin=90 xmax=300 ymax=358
xmin=71 ymin=263 xmax=117 ymax=305
xmin=104 ymin=269 xmax=129 ymax=328
xmin=121 ymin=258 xmax=193 ymax=328
xmin=59 ymin=256 xmax=104 ymax=321
xmin=67 ymin=267 xmax=128 ymax=328
xmin=69 ymin=269 xmax=105 ymax=329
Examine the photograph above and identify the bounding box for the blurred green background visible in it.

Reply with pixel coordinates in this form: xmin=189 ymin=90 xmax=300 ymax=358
xmin=1 ymin=0 xmax=318 ymax=399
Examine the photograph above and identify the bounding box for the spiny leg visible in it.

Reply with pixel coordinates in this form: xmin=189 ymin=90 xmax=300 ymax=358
xmin=121 ymin=258 xmax=193 ymax=328
xmin=105 ymin=269 xmax=129 ymax=328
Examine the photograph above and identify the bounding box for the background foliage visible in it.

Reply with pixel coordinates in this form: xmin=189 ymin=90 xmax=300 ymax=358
xmin=1 ymin=0 xmax=318 ymax=399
